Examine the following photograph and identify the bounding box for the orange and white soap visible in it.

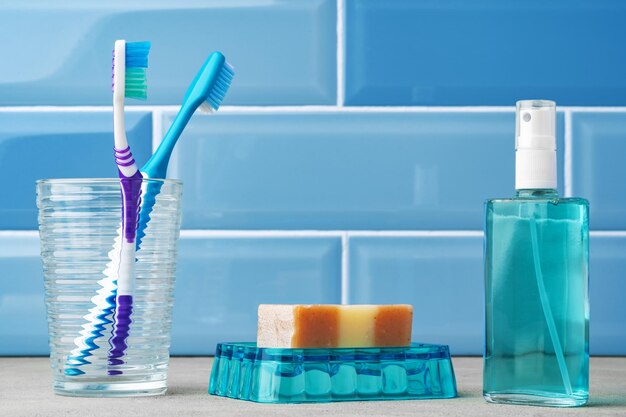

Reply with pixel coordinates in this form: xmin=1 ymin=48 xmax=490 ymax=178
xmin=257 ymin=304 xmax=413 ymax=348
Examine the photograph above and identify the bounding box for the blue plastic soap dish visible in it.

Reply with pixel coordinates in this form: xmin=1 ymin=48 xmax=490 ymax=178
xmin=208 ymin=342 xmax=457 ymax=403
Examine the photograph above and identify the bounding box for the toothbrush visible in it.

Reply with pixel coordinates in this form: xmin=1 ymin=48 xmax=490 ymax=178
xmin=65 ymin=40 xmax=150 ymax=375
xmin=108 ymin=40 xmax=151 ymax=373
xmin=135 ymin=52 xmax=234 ymax=249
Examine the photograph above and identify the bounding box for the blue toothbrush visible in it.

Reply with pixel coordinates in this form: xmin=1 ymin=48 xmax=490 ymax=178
xmin=65 ymin=40 xmax=150 ymax=376
xmin=135 ymin=52 xmax=234 ymax=249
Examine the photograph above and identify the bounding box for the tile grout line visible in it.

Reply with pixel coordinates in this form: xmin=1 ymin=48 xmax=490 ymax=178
xmin=590 ymin=231 xmax=626 ymax=237
xmin=4 ymin=230 xmax=626 ymax=237
xmin=183 ymin=230 xmax=485 ymax=237
xmin=180 ymin=230 xmax=345 ymax=238
xmin=346 ymin=230 xmax=483 ymax=237
xmin=341 ymin=232 xmax=349 ymax=304
xmin=3 ymin=105 xmax=626 ymax=113
xmin=0 ymin=105 xmax=509 ymax=112
xmin=0 ymin=106 xmax=163 ymax=112
xmin=564 ymin=109 xmax=573 ymax=197
xmin=336 ymin=0 xmax=345 ymax=107
xmin=151 ymin=108 xmax=163 ymax=152
xmin=1 ymin=230 xmax=485 ymax=238
xmin=219 ymin=106 xmax=518 ymax=112
xmin=559 ymin=107 xmax=626 ymax=112
xmin=0 ymin=230 xmax=484 ymax=238
xmin=0 ymin=231 xmax=41 ymax=237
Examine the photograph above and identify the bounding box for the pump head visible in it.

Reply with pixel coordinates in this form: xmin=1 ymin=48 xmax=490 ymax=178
xmin=515 ymin=100 xmax=557 ymax=190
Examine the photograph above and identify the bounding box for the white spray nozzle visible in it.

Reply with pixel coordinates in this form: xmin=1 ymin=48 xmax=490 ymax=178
xmin=516 ymin=100 xmax=556 ymax=150
xmin=515 ymin=100 xmax=557 ymax=190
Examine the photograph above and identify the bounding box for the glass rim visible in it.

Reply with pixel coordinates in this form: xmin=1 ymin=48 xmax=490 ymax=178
xmin=36 ymin=178 xmax=183 ymax=186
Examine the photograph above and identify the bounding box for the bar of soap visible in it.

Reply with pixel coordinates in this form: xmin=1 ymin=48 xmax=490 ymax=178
xmin=257 ymin=304 xmax=413 ymax=348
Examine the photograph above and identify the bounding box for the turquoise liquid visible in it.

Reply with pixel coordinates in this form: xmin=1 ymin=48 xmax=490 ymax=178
xmin=484 ymin=189 xmax=589 ymax=407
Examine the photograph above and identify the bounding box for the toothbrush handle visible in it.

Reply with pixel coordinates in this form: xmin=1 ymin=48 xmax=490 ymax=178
xmin=119 ymin=170 xmax=143 ymax=242
xmin=141 ymin=102 xmax=195 ymax=179
xmin=108 ymin=294 xmax=133 ymax=374
xmin=135 ymin=102 xmax=195 ymax=249
xmin=135 ymin=180 xmax=161 ymax=251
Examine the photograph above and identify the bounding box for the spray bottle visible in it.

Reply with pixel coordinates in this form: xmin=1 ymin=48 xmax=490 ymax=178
xmin=484 ymin=99 xmax=589 ymax=407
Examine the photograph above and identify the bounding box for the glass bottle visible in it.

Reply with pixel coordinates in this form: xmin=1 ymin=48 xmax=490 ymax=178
xmin=483 ymin=100 xmax=589 ymax=407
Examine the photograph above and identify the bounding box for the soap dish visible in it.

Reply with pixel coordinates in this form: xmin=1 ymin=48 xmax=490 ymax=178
xmin=208 ymin=342 xmax=457 ymax=403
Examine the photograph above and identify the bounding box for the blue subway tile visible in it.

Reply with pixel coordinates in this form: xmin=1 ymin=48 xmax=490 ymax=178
xmin=0 ymin=111 xmax=152 ymax=229
xmin=590 ymin=235 xmax=626 ymax=355
xmin=0 ymin=235 xmax=47 ymax=355
xmin=571 ymin=112 xmax=626 ymax=229
xmin=0 ymin=234 xmax=342 ymax=356
xmin=345 ymin=0 xmax=626 ymax=106
xmin=1 ymin=234 xmax=621 ymax=355
xmin=0 ymin=1 xmax=336 ymax=105
xmin=347 ymin=235 xmax=483 ymax=355
xmin=170 ymin=235 xmax=342 ymax=355
xmin=166 ymin=111 xmax=563 ymax=230
xmin=348 ymin=234 xmax=625 ymax=355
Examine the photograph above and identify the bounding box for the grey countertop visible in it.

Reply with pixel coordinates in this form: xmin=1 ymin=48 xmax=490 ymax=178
xmin=1 ymin=357 xmax=624 ymax=416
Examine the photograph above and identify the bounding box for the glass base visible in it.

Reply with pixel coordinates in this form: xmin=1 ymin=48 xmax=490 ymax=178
xmin=54 ymin=379 xmax=167 ymax=397
xmin=484 ymin=391 xmax=588 ymax=408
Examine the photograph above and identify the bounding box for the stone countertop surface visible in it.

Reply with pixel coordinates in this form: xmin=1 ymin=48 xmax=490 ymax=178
xmin=1 ymin=357 xmax=624 ymax=416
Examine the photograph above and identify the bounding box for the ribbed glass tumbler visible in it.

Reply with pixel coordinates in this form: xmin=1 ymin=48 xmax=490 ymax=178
xmin=36 ymin=178 xmax=182 ymax=397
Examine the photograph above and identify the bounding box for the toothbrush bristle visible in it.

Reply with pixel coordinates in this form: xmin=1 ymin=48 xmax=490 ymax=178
xmin=202 ymin=61 xmax=234 ymax=113
xmin=125 ymin=67 xmax=148 ymax=100
xmin=198 ymin=101 xmax=215 ymax=114
xmin=125 ymin=41 xmax=151 ymax=100
xmin=125 ymin=41 xmax=150 ymax=68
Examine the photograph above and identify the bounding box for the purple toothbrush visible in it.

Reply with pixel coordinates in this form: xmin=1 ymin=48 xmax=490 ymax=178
xmin=64 ymin=40 xmax=150 ymax=376
xmin=108 ymin=39 xmax=150 ymax=374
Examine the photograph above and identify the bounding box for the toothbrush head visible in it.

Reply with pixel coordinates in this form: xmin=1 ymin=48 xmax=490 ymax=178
xmin=184 ymin=51 xmax=234 ymax=113
xmin=138 ymin=51 xmax=234 ymax=180
xmin=112 ymin=40 xmax=151 ymax=101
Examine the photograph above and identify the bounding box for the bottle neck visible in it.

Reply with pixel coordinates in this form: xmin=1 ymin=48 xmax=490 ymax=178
xmin=515 ymin=188 xmax=559 ymax=198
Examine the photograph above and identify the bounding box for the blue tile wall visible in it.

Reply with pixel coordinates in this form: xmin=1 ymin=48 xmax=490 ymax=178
xmin=347 ymin=235 xmax=483 ymax=355
xmin=165 ymin=111 xmax=564 ymax=230
xmin=171 ymin=236 xmax=342 ymax=354
xmin=1 ymin=1 xmax=626 ymax=356
xmin=345 ymin=0 xmax=626 ymax=106
xmin=0 ymin=234 xmax=341 ymax=355
xmin=0 ymin=1 xmax=336 ymax=105
xmin=0 ymin=235 xmax=47 ymax=355
xmin=571 ymin=112 xmax=626 ymax=230
xmin=589 ymin=236 xmax=626 ymax=356
xmin=5 ymin=233 xmax=622 ymax=355
xmin=0 ymin=112 xmax=152 ymax=229
xmin=348 ymin=234 xmax=626 ymax=356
